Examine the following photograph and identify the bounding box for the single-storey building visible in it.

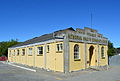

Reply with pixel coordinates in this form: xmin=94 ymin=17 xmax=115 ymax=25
xmin=8 ymin=27 xmax=108 ymax=73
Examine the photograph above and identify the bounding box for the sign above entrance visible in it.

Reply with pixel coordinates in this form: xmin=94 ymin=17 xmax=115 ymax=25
xmin=68 ymin=34 xmax=108 ymax=45
xmin=68 ymin=27 xmax=108 ymax=45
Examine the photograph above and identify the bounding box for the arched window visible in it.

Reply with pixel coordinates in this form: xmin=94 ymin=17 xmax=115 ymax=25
xmin=101 ymin=47 xmax=105 ymax=58
xmin=74 ymin=44 xmax=80 ymax=60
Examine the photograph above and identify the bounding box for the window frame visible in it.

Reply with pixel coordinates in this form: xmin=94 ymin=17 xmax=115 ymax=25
xmin=13 ymin=50 xmax=15 ymax=56
xmin=28 ymin=48 xmax=33 ymax=56
xmin=9 ymin=50 xmax=11 ymax=57
xmin=37 ymin=46 xmax=43 ymax=56
xmin=56 ymin=43 xmax=63 ymax=53
xmin=17 ymin=49 xmax=19 ymax=56
xmin=22 ymin=49 xmax=25 ymax=56
xmin=101 ymin=46 xmax=105 ymax=59
xmin=47 ymin=45 xmax=50 ymax=53
xmin=74 ymin=44 xmax=80 ymax=61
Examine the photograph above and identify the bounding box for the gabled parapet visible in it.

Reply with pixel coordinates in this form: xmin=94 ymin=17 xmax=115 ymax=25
xmin=67 ymin=27 xmax=108 ymax=45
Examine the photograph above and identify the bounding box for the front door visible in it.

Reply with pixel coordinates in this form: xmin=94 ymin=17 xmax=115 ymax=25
xmin=89 ymin=46 xmax=95 ymax=66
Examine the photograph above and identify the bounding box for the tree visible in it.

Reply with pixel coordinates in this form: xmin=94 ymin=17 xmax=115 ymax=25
xmin=107 ymin=41 xmax=115 ymax=56
xmin=0 ymin=39 xmax=20 ymax=57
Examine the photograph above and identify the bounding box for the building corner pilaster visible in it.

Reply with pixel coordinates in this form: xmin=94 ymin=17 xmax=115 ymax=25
xmin=63 ymin=33 xmax=70 ymax=73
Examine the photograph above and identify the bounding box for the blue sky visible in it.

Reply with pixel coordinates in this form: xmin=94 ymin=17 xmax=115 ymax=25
xmin=0 ymin=0 xmax=120 ymax=47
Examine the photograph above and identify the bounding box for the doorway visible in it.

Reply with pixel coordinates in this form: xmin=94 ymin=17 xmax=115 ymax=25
xmin=89 ymin=46 xmax=95 ymax=66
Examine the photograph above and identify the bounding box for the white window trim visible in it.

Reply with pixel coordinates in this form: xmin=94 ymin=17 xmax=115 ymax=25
xmin=37 ymin=47 xmax=43 ymax=55
xmin=17 ymin=50 xmax=19 ymax=55
xmin=101 ymin=47 xmax=105 ymax=58
xmin=56 ymin=43 xmax=63 ymax=52
xmin=9 ymin=50 xmax=11 ymax=57
xmin=14 ymin=50 xmax=16 ymax=56
xmin=74 ymin=44 xmax=80 ymax=60
xmin=22 ymin=49 xmax=25 ymax=55
xmin=29 ymin=48 xmax=33 ymax=55
xmin=47 ymin=45 xmax=50 ymax=53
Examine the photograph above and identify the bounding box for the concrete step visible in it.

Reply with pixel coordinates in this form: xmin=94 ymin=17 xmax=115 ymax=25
xmin=88 ymin=65 xmax=109 ymax=71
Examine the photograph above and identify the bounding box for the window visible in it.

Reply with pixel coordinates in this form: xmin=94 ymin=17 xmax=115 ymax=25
xmin=56 ymin=43 xmax=63 ymax=52
xmin=101 ymin=47 xmax=105 ymax=58
xmin=22 ymin=49 xmax=25 ymax=56
xmin=74 ymin=44 xmax=80 ymax=60
xmin=9 ymin=50 xmax=11 ymax=57
xmin=14 ymin=50 xmax=15 ymax=56
xmin=47 ymin=45 xmax=50 ymax=53
xmin=57 ymin=44 xmax=59 ymax=51
xmin=29 ymin=48 xmax=33 ymax=55
xmin=60 ymin=43 xmax=63 ymax=50
xmin=37 ymin=47 xmax=43 ymax=55
xmin=17 ymin=50 xmax=19 ymax=55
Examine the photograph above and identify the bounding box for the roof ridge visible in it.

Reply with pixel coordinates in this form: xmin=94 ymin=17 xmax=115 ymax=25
xmin=10 ymin=27 xmax=74 ymax=48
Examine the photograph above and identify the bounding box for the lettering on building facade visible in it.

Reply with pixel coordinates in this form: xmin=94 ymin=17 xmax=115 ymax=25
xmin=68 ymin=29 xmax=108 ymax=45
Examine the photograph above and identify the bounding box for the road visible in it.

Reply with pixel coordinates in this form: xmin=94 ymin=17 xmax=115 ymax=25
xmin=0 ymin=61 xmax=120 ymax=81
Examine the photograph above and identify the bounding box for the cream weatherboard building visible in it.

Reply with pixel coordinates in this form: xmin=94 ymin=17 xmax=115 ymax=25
xmin=8 ymin=27 xmax=108 ymax=73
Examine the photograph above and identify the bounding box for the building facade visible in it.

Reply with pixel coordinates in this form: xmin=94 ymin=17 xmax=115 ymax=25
xmin=8 ymin=27 xmax=108 ymax=73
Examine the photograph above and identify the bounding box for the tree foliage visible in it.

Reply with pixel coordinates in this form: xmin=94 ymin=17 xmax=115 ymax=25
xmin=107 ymin=41 xmax=115 ymax=56
xmin=0 ymin=39 xmax=20 ymax=57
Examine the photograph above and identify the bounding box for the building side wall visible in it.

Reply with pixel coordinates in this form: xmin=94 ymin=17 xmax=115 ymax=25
xmin=8 ymin=41 xmax=108 ymax=73
xmin=45 ymin=42 xmax=64 ymax=72
xmin=86 ymin=44 xmax=98 ymax=68
xmin=21 ymin=48 xmax=27 ymax=65
xmin=55 ymin=42 xmax=64 ymax=72
xmin=69 ymin=42 xmax=85 ymax=72
xmin=16 ymin=49 xmax=19 ymax=64
xmin=99 ymin=45 xmax=108 ymax=66
xmin=46 ymin=43 xmax=56 ymax=71
xmin=17 ymin=49 xmax=22 ymax=64
xmin=35 ymin=45 xmax=44 ymax=68
xmin=27 ymin=47 xmax=34 ymax=66
xmin=8 ymin=50 xmax=12 ymax=62
xmin=69 ymin=42 xmax=108 ymax=72
xmin=8 ymin=41 xmax=64 ymax=72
